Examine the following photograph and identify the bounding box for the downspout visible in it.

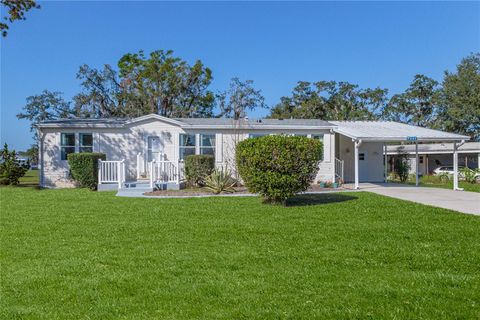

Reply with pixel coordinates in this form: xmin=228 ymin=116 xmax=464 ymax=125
xmin=453 ymin=140 xmax=466 ymax=191
xmin=37 ymin=128 xmax=44 ymax=188
xmin=353 ymin=139 xmax=363 ymax=189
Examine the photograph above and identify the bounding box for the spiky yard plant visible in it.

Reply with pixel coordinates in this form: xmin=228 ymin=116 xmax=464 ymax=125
xmin=204 ymin=168 xmax=237 ymax=194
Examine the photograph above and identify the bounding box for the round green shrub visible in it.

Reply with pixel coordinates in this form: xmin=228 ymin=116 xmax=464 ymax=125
xmin=184 ymin=154 xmax=215 ymax=186
xmin=68 ymin=153 xmax=106 ymax=190
xmin=236 ymin=135 xmax=323 ymax=204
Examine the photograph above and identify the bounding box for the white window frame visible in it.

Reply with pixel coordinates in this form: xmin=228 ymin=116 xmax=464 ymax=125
xmin=199 ymin=133 xmax=216 ymax=157
xmin=60 ymin=133 xmax=76 ymax=161
xmin=79 ymin=133 xmax=93 ymax=153
xmin=179 ymin=133 xmax=196 ymax=160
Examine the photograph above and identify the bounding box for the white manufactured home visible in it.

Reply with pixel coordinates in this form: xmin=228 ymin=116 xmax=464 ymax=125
xmin=36 ymin=114 xmax=469 ymax=191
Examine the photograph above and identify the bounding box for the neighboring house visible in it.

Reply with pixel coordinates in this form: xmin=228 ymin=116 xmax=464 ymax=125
xmin=387 ymin=142 xmax=480 ymax=175
xmin=36 ymin=114 xmax=469 ymax=190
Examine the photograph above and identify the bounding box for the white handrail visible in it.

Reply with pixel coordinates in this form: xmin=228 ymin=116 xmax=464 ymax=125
xmin=334 ymin=157 xmax=344 ymax=182
xmin=149 ymin=158 xmax=184 ymax=186
xmin=98 ymin=159 xmax=126 ymax=187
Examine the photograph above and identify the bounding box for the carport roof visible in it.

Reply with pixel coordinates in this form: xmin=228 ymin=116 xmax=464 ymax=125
xmin=331 ymin=121 xmax=470 ymax=142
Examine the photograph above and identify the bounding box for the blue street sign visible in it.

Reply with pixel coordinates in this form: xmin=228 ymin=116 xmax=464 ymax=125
xmin=406 ymin=136 xmax=417 ymax=141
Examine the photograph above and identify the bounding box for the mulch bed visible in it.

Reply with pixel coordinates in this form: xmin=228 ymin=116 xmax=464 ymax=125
xmin=144 ymin=184 xmax=344 ymax=197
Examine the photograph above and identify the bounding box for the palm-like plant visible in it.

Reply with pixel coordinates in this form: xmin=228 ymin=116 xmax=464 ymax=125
xmin=204 ymin=168 xmax=237 ymax=194
xmin=460 ymin=167 xmax=480 ymax=184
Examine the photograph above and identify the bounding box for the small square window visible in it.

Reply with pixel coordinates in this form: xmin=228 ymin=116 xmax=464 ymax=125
xmin=359 ymin=153 xmax=365 ymax=161
xmin=311 ymin=134 xmax=324 ymax=141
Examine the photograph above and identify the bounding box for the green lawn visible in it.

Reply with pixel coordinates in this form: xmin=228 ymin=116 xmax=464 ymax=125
xmin=1 ymin=187 xmax=479 ymax=319
xmin=388 ymin=175 xmax=480 ymax=193
xmin=418 ymin=180 xmax=480 ymax=193
xmin=18 ymin=169 xmax=39 ymax=187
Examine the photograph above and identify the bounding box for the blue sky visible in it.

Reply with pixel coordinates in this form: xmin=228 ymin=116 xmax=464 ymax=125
xmin=1 ymin=1 xmax=479 ymax=150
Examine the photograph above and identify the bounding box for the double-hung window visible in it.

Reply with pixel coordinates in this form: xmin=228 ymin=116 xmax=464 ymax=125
xmin=179 ymin=134 xmax=196 ymax=160
xmin=60 ymin=133 xmax=75 ymax=160
xmin=311 ymin=134 xmax=324 ymax=159
xmin=79 ymin=133 xmax=93 ymax=153
xmin=200 ymin=134 xmax=216 ymax=156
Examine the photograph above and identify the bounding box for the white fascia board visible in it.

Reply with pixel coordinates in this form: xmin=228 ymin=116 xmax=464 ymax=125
xmin=181 ymin=125 xmax=337 ymax=130
xmin=36 ymin=123 xmax=124 ymax=129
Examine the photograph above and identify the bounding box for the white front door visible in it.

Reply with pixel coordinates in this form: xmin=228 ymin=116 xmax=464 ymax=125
xmin=147 ymin=136 xmax=162 ymax=162
xmin=359 ymin=151 xmax=369 ymax=181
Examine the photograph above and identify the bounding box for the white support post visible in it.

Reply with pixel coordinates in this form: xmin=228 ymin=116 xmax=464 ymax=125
xmin=426 ymin=154 xmax=429 ymax=175
xmin=354 ymin=140 xmax=361 ymax=190
xmin=415 ymin=142 xmax=419 ymax=187
xmin=331 ymin=133 xmax=336 ymax=184
xmin=117 ymin=161 xmax=122 ymax=189
xmin=98 ymin=159 xmax=102 ymax=184
xmin=136 ymin=152 xmax=141 ymax=179
xmin=478 ymin=153 xmax=480 ymax=169
xmin=149 ymin=161 xmax=154 ymax=189
xmin=38 ymin=130 xmax=44 ymax=187
xmin=453 ymin=142 xmax=459 ymax=190
xmin=384 ymin=143 xmax=388 ymax=183
xmin=177 ymin=159 xmax=181 ymax=184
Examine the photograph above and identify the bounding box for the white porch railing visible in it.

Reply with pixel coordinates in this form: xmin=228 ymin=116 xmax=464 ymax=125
xmin=98 ymin=159 xmax=126 ymax=188
xmin=334 ymin=157 xmax=344 ymax=182
xmin=149 ymin=159 xmax=184 ymax=188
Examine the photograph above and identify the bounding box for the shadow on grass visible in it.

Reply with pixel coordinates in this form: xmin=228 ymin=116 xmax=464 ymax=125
xmin=287 ymin=193 xmax=358 ymax=207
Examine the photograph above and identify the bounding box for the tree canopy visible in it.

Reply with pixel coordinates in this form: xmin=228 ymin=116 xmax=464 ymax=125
xmin=382 ymin=74 xmax=442 ymax=128
xmin=269 ymin=81 xmax=388 ymax=121
xmin=16 ymin=90 xmax=73 ymax=140
xmin=1 ymin=0 xmax=39 ymax=37
xmin=216 ymin=77 xmax=266 ymax=120
xmin=16 ymin=51 xmax=480 ymax=142
xmin=439 ymin=53 xmax=480 ymax=140
xmin=73 ymin=50 xmax=215 ymax=118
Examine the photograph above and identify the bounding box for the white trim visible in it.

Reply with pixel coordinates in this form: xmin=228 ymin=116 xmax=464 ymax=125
xmin=415 ymin=142 xmax=419 ymax=187
xmin=125 ymin=114 xmax=186 ymax=127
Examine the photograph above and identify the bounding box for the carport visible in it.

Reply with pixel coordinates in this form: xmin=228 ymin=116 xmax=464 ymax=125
xmin=331 ymin=121 xmax=470 ymax=190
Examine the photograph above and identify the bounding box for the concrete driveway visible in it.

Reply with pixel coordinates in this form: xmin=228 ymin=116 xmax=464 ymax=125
xmin=354 ymin=183 xmax=480 ymax=215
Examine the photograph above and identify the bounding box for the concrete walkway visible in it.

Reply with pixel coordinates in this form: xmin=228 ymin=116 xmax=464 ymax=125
xmin=357 ymin=183 xmax=480 ymax=215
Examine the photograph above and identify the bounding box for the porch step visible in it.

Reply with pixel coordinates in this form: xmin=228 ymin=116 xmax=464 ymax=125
xmin=119 ymin=181 xmax=153 ymax=193
xmin=123 ymin=181 xmax=151 ymax=189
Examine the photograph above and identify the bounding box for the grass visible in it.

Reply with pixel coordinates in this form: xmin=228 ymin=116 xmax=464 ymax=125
xmin=419 ymin=180 xmax=480 ymax=193
xmin=388 ymin=174 xmax=480 ymax=193
xmin=1 ymin=187 xmax=479 ymax=319
xmin=18 ymin=169 xmax=39 ymax=187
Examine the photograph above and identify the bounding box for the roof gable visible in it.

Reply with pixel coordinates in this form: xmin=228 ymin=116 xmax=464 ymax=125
xmin=125 ymin=114 xmax=186 ymax=127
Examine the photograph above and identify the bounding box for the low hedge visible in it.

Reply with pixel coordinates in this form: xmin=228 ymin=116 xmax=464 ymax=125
xmin=184 ymin=154 xmax=215 ymax=186
xmin=236 ymin=135 xmax=322 ymax=204
xmin=68 ymin=153 xmax=106 ymax=190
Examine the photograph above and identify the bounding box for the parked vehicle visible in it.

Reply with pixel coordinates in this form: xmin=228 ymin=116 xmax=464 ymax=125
xmin=433 ymin=166 xmax=465 ymax=176
xmin=433 ymin=166 xmax=480 ymax=182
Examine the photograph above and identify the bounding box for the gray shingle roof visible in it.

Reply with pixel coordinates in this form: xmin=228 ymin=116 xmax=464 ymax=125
xmin=39 ymin=118 xmax=127 ymax=125
xmin=175 ymin=118 xmax=334 ymax=128
xmin=37 ymin=115 xmax=335 ymax=129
